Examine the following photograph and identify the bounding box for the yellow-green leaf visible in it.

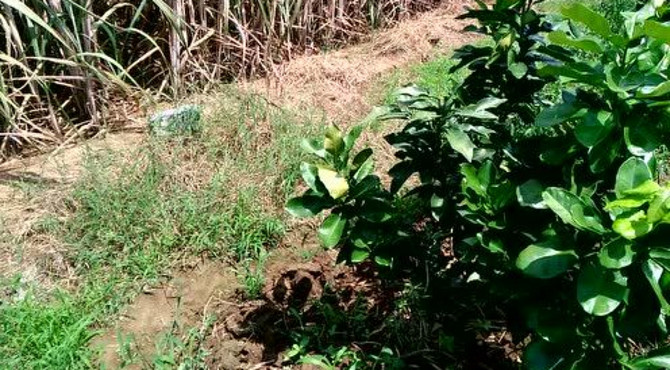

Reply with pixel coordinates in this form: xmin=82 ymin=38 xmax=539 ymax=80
xmin=318 ymin=168 xmax=349 ymax=199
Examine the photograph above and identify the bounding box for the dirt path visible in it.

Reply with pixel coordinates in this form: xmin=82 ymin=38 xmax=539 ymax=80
xmin=0 ymin=4 xmax=473 ymax=368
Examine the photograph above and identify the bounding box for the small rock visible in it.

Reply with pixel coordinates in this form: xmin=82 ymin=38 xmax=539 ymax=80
xmin=148 ymin=105 xmax=202 ymax=137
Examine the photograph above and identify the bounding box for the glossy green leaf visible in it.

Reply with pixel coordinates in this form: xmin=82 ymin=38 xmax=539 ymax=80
xmin=575 ymin=110 xmax=612 ymax=147
xmin=318 ymin=213 xmax=347 ymax=248
xmin=613 ymin=210 xmax=653 ymax=240
xmin=637 ymin=80 xmax=670 ymax=98
xmin=577 ymin=264 xmax=628 ymax=316
xmin=535 ymin=101 xmax=582 ymax=127
xmin=561 ymin=3 xmax=612 ymax=40
xmin=547 ymin=31 xmax=603 ymax=53
xmin=517 ymin=239 xmax=578 ymax=279
xmin=542 ymin=188 xmax=606 ymax=234
xmin=351 ymin=248 xmax=370 ymax=263
xmin=643 ymin=20 xmax=670 ymax=45
xmin=343 ymin=125 xmax=364 ymax=156
xmin=517 ymin=180 xmax=547 ymax=209
xmin=615 ymin=158 xmax=653 ymax=198
xmin=374 ymin=255 xmax=392 ymax=267
xmin=351 ymin=148 xmax=373 ymax=170
xmin=626 ymin=346 xmax=670 ymax=369
xmin=455 ymin=97 xmax=506 ymax=120
xmin=286 ymin=196 xmax=333 ymax=218
xmin=388 ymin=161 xmax=414 ymax=194
xmin=508 ymin=62 xmax=528 ymax=79
xmin=598 ymin=238 xmax=636 ymax=269
xmin=648 ymin=189 xmax=670 ymax=223
xmin=622 ymin=181 xmax=662 ymax=198
xmin=624 ymin=122 xmax=662 ymax=157
xmin=300 ymin=163 xmax=324 ymax=194
xmin=643 ymin=259 xmax=670 ymax=315
xmin=360 ymin=198 xmax=393 ymax=222
xmin=445 ymin=128 xmax=476 ymax=162
xmin=349 ymin=175 xmax=381 ymax=199
xmin=353 ymin=156 xmax=374 ymax=183
xmin=650 ymin=248 xmax=670 ymax=271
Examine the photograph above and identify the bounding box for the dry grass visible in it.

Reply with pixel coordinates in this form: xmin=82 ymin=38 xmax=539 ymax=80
xmin=0 ymin=0 xmax=460 ymax=159
xmin=247 ymin=3 xmax=476 ymax=123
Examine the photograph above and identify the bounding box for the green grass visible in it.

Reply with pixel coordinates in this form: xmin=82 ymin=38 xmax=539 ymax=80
xmin=0 ymin=88 xmax=321 ymax=368
xmin=376 ymin=54 xmax=463 ymax=105
xmin=537 ymin=0 xmax=599 ymax=12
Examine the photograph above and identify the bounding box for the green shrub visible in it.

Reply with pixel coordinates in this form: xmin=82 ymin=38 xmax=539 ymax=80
xmin=288 ymin=0 xmax=670 ymax=367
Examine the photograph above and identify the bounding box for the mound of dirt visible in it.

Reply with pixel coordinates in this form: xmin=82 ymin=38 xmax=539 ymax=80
xmin=201 ymin=249 xmax=395 ymax=369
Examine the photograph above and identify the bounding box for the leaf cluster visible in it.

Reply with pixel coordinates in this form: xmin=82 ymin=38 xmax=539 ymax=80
xmin=288 ymin=0 xmax=670 ymax=367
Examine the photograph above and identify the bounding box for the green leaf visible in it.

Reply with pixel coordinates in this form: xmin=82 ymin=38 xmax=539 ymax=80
xmin=615 ymin=158 xmax=653 ymax=198
xmin=606 ymin=197 xmax=651 ymax=214
xmin=613 ymin=210 xmax=653 ymax=240
xmin=527 ymin=308 xmax=576 ymax=344
xmin=624 ymin=120 xmax=662 ymax=157
xmin=286 ymin=196 xmax=333 ymax=218
xmin=622 ymin=181 xmax=661 ymax=198
xmin=547 ymin=31 xmax=604 ymax=53
xmin=539 ymin=139 xmax=580 ymax=165
xmin=360 ymin=198 xmax=393 ymax=222
xmin=301 ymin=139 xmax=327 ymax=159
xmin=349 ymin=175 xmax=381 ymax=199
xmin=588 ymin=135 xmax=620 ymax=174
xmin=351 ymin=148 xmax=373 ymax=169
xmin=1 ymin=0 xmax=69 ymax=47
xmin=650 ymin=248 xmax=670 ymax=270
xmin=637 ymin=80 xmax=670 ymax=98
xmin=301 ymin=163 xmax=324 ymax=194
xmin=455 ymin=97 xmax=506 ymax=120
xmin=318 ymin=213 xmax=347 ymax=248
xmin=299 ymin=354 xmax=332 ymax=368
xmin=575 ymin=110 xmax=612 ymax=147
xmin=626 ymin=346 xmax=670 ymax=369
xmin=374 ymin=255 xmax=392 ymax=267
xmin=324 ymin=124 xmax=344 ymax=155
xmin=516 ymin=239 xmax=578 ymax=279
xmin=643 ymin=20 xmax=670 ymax=45
xmin=352 ymin=154 xmax=374 ymax=183
xmin=517 ymin=180 xmax=547 ymax=209
xmin=577 ymin=263 xmax=628 ymax=316
xmin=351 ymin=248 xmax=370 ymax=263
xmin=388 ymin=161 xmax=414 ymax=194
xmin=598 ymin=238 xmax=636 ymax=269
xmin=343 ymin=125 xmax=364 ymax=156
xmin=643 ymin=259 xmax=670 ymax=315
xmin=445 ymin=128 xmax=476 ymax=162
xmin=508 ymin=62 xmax=528 ymax=79
xmin=648 ymin=189 xmax=670 ymax=223
xmin=542 ymin=188 xmax=606 ymax=234
xmin=561 ymin=3 xmax=612 ymax=40
xmin=536 ymin=101 xmax=582 ymax=127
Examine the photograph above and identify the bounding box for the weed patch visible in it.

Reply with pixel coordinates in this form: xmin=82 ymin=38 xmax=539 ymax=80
xmin=0 ymin=89 xmax=320 ymax=368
